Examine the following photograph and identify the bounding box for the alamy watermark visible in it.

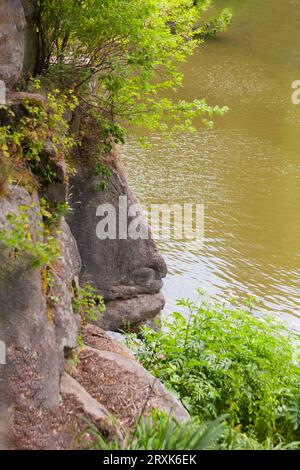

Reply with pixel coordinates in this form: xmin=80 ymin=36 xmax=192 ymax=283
xmin=0 ymin=79 xmax=6 ymax=105
xmin=291 ymin=80 xmax=300 ymax=104
xmin=96 ymin=196 xmax=204 ymax=243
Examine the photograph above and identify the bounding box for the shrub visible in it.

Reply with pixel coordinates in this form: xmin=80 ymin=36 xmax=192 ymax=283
xmin=0 ymin=86 xmax=77 ymax=189
xmin=0 ymin=203 xmax=60 ymax=268
xmin=129 ymin=294 xmax=300 ymax=444
xmin=94 ymin=162 xmax=112 ymax=192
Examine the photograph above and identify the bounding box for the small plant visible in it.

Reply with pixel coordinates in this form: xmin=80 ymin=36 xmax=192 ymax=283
xmin=88 ymin=412 xmax=227 ymax=450
xmin=0 ymin=159 xmax=13 ymax=197
xmin=100 ymin=122 xmax=125 ymax=152
xmin=94 ymin=162 xmax=112 ymax=192
xmin=72 ymin=283 xmax=105 ymax=323
xmin=41 ymin=199 xmax=71 ymax=227
xmin=65 ymin=349 xmax=80 ymax=372
xmin=77 ymin=333 xmax=84 ymax=349
xmin=41 ymin=266 xmax=58 ymax=306
xmin=0 ymin=203 xmax=60 ymax=268
xmin=0 ymin=86 xmax=77 ymax=190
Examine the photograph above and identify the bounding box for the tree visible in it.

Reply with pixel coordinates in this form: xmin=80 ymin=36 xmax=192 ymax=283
xmin=32 ymin=0 xmax=228 ymax=139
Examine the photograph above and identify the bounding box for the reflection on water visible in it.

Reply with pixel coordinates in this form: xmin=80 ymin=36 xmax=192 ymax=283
xmin=122 ymin=0 xmax=300 ymax=326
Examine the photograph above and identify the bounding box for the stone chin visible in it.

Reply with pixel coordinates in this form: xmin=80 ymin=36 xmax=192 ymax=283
xmin=99 ymin=292 xmax=166 ymax=332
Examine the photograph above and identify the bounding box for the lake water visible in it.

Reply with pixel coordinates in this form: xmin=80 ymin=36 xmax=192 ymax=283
xmin=122 ymin=0 xmax=300 ymax=327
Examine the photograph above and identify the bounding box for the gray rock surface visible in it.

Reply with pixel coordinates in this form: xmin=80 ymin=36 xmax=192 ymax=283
xmin=85 ymin=346 xmax=188 ymax=423
xmin=60 ymin=373 xmax=110 ymax=421
xmin=50 ymin=218 xmax=81 ymax=365
xmin=0 ymin=1 xmax=26 ymax=88
xmin=73 ymin=330 xmax=189 ymax=426
xmin=99 ymin=292 xmax=165 ymax=331
xmin=68 ymin=164 xmax=167 ymax=330
xmin=0 ymin=186 xmax=60 ymax=449
xmin=75 ymin=324 xmax=190 ymax=429
xmin=21 ymin=0 xmax=38 ymax=76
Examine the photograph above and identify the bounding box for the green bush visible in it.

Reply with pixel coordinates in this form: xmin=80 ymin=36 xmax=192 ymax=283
xmin=0 ymin=203 xmax=60 ymax=268
xmin=0 ymin=86 xmax=77 ymax=189
xmin=129 ymin=293 xmax=300 ymax=444
xmin=34 ymin=0 xmax=228 ymax=138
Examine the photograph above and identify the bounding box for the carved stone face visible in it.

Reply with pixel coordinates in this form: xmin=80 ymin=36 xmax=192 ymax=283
xmin=68 ymin=164 xmax=168 ymax=331
xmin=0 ymin=0 xmax=25 ymax=88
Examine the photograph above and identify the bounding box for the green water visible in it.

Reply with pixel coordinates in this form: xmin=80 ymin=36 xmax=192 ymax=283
xmin=122 ymin=0 xmax=300 ymax=326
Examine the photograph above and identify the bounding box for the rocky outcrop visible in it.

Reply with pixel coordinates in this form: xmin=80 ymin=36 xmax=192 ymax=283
xmin=60 ymin=325 xmax=189 ymax=448
xmin=101 ymin=292 xmax=165 ymax=331
xmin=0 ymin=0 xmax=26 ymax=88
xmin=21 ymin=0 xmax=38 ymax=77
xmin=72 ymin=324 xmax=189 ymax=429
xmin=61 ymin=373 xmax=110 ymax=422
xmin=0 ymin=1 xmax=37 ymax=89
xmin=0 ymin=81 xmax=171 ymax=448
xmin=68 ymin=165 xmax=167 ymax=331
xmin=0 ymin=228 xmax=186 ymax=449
xmin=48 ymin=217 xmax=81 ymax=369
xmin=0 ymin=186 xmax=61 ymax=449
xmin=0 ymin=0 xmax=167 ymax=333
xmin=0 ymin=0 xmax=175 ymax=449
xmin=0 ymin=185 xmax=82 ymax=448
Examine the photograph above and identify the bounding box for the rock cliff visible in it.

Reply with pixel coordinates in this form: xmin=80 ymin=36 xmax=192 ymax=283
xmin=0 ymin=0 xmax=184 ymax=450
xmin=68 ymin=164 xmax=167 ymax=331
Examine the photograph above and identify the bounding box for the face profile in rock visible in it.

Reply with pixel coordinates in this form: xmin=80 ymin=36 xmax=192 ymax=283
xmin=68 ymin=166 xmax=168 ymax=330
xmin=0 ymin=0 xmax=26 ymax=88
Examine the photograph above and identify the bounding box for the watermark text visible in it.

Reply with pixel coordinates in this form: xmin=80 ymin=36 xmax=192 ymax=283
xmin=96 ymin=196 xmax=204 ymax=244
